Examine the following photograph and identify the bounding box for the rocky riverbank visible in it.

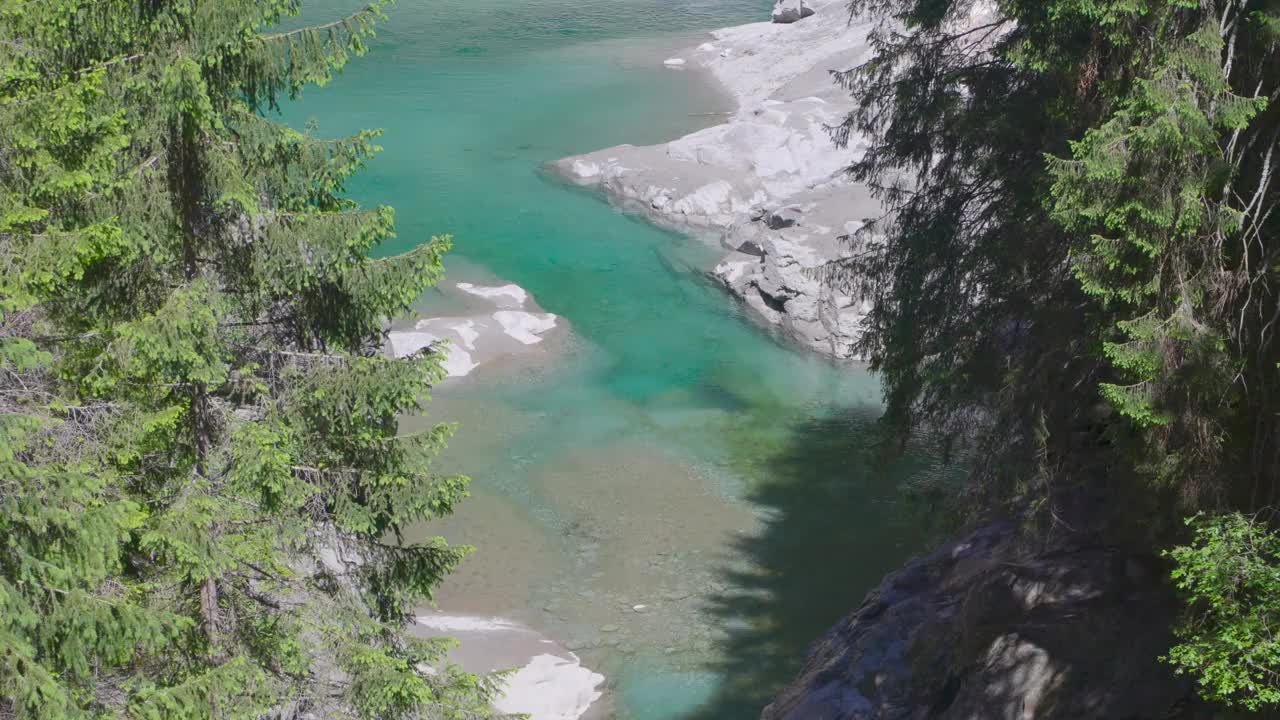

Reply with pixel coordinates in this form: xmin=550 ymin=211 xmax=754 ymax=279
xmin=761 ymin=522 xmax=1204 ymax=720
xmin=553 ymin=0 xmax=877 ymax=359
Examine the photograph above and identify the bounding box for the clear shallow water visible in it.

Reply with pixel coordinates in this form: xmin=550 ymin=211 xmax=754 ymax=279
xmin=285 ymin=1 xmax=935 ymax=717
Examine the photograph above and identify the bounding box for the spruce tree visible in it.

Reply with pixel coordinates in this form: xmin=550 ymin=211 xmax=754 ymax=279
xmin=0 ymin=2 xmax=496 ymax=717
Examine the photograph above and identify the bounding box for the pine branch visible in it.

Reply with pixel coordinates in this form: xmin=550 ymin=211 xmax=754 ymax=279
xmin=256 ymin=3 xmax=391 ymax=43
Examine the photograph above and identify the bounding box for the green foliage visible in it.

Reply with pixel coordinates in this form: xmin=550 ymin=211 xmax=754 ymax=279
xmin=0 ymin=1 xmax=495 ymax=717
xmin=1047 ymin=4 xmax=1268 ymax=453
xmin=1165 ymin=513 xmax=1280 ymax=710
xmin=834 ymin=0 xmax=1280 ymax=518
xmin=830 ymin=0 xmax=1279 ymax=708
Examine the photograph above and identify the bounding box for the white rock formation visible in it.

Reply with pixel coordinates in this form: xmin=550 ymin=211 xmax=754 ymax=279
xmin=415 ymin=614 xmax=604 ymax=720
xmin=388 ymin=329 xmax=479 ymax=377
xmin=492 ymin=310 xmax=559 ymax=345
xmin=387 ymin=282 xmax=563 ymax=378
xmin=553 ymin=0 xmax=878 ymax=359
xmin=456 ymin=282 xmax=529 ymax=307
xmin=495 ymin=654 xmax=604 ymax=720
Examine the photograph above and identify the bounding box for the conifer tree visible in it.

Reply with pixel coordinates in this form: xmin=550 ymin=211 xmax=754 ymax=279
xmin=827 ymin=0 xmax=1278 ymax=707
xmin=0 ymin=2 xmax=496 ymax=717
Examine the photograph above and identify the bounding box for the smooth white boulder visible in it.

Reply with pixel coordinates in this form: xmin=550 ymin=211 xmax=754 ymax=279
xmin=456 ymin=282 xmax=528 ymax=307
xmin=772 ymin=0 xmax=815 ymax=23
xmin=450 ymin=319 xmax=480 ymax=350
xmin=387 ymin=332 xmax=478 ymax=378
xmin=389 ymin=281 xmax=563 ymax=379
xmin=493 ymin=311 xmax=559 ymax=345
xmin=494 ymin=654 xmax=604 ymax=720
xmin=415 ymin=615 xmax=603 ymax=720
xmin=569 ymin=159 xmax=601 ymax=179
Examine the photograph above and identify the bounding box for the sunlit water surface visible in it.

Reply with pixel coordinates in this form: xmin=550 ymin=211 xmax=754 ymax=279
xmin=285 ymin=1 xmax=934 ymax=717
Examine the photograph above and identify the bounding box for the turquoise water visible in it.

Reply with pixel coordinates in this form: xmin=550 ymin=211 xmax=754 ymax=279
xmin=285 ymin=1 xmax=933 ymax=717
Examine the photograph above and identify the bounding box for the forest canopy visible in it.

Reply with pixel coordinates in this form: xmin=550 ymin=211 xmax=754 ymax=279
xmin=0 ymin=1 xmax=496 ymax=717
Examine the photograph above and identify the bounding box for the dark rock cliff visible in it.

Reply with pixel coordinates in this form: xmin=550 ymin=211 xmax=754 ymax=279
xmin=762 ymin=522 xmax=1209 ymax=720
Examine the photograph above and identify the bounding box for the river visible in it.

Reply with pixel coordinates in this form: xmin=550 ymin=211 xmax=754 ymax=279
xmin=285 ymin=1 xmax=933 ymax=717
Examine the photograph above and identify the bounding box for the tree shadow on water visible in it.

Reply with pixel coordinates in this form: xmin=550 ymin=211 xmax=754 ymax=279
xmin=685 ymin=407 xmax=944 ymax=719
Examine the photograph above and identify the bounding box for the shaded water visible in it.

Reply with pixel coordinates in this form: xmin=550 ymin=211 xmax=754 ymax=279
xmin=285 ymin=1 xmax=935 ymax=716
